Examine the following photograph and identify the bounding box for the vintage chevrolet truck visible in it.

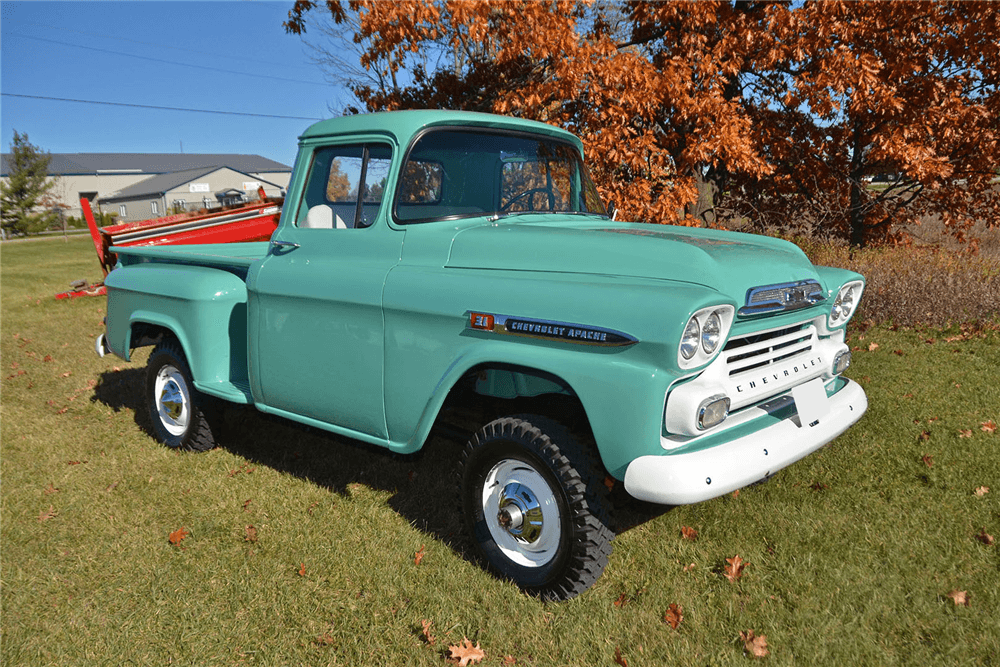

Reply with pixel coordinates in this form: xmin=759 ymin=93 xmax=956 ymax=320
xmin=97 ymin=110 xmax=868 ymax=600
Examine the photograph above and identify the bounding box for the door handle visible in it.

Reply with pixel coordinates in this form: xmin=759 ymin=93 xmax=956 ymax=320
xmin=269 ymin=240 xmax=300 ymax=253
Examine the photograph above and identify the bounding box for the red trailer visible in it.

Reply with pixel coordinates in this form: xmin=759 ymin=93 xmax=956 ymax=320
xmin=57 ymin=188 xmax=281 ymax=299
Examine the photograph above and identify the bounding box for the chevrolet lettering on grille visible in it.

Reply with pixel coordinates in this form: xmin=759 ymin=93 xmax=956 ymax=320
xmin=735 ymin=354 xmax=825 ymax=394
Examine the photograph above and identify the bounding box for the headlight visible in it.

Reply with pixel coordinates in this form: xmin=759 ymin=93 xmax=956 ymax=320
xmin=680 ymin=318 xmax=700 ymax=360
xmin=702 ymin=311 xmax=722 ymax=354
xmin=828 ymin=281 xmax=864 ymax=328
xmin=677 ymin=305 xmax=735 ymax=369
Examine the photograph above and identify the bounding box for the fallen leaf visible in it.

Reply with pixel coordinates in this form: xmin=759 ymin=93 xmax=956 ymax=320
xmin=740 ymin=630 xmax=770 ymax=657
xmin=244 ymin=525 xmax=258 ymax=543
xmin=414 ymin=545 xmax=426 ymax=565
xmin=958 ymin=429 xmax=973 ymax=438
xmin=947 ymin=590 xmax=970 ymax=606
xmin=613 ymin=592 xmax=628 ymax=608
xmin=893 ymin=350 xmax=905 ymax=356
xmin=168 ymin=527 xmax=189 ymax=545
xmin=954 ymin=383 xmax=961 ymax=388
xmin=228 ymin=463 xmax=255 ymax=477
xmin=664 ymin=603 xmax=683 ymax=629
xmin=683 ymin=562 xmax=696 ymax=573
xmin=975 ymin=528 xmax=995 ymax=546
xmin=60 ymin=372 xmax=72 ymax=378
xmin=724 ymin=555 xmax=747 ymax=582
xmin=868 ymin=342 xmax=880 ymax=351
xmin=307 ymin=501 xmax=320 ymax=514
xmin=919 ymin=431 xmax=931 ymax=442
xmin=67 ymin=460 xmax=87 ymax=465
xmin=731 ymin=489 xmax=740 ymax=499
xmin=105 ymin=482 xmax=119 ymax=493
xmin=298 ymin=562 xmax=306 ymax=576
xmin=447 ymin=638 xmax=485 ymax=666
xmin=925 ymin=338 xmax=936 ymax=345
xmin=43 ymin=483 xmax=59 ymax=495
xmin=38 ymin=505 xmax=57 ymax=522
xmin=314 ymin=633 xmax=335 ymax=646
xmin=43 ymin=355 xmax=53 ymax=362
xmin=503 ymin=656 xmax=516 ymax=665
xmin=613 ymin=647 xmax=627 ymax=667
xmin=604 ymin=475 xmax=616 ymax=490
xmin=681 ymin=525 xmax=698 ymax=540
xmin=981 ymin=420 xmax=997 ymax=434
xmin=810 ymin=481 xmax=829 ymax=491
xmin=420 ymin=619 xmax=436 ymax=645
xmin=974 ymin=486 xmax=989 ymax=496
xmin=921 ymin=454 xmax=934 ymax=467
xmin=243 ymin=499 xmax=252 ymax=512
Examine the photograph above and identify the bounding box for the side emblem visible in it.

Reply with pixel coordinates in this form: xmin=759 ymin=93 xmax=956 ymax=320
xmin=466 ymin=312 xmax=638 ymax=347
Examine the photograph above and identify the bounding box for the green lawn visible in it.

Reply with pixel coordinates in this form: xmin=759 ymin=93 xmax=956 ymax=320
xmin=2 ymin=237 xmax=998 ymax=666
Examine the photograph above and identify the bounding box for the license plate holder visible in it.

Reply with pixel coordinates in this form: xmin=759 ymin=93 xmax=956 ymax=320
xmin=792 ymin=377 xmax=830 ymax=428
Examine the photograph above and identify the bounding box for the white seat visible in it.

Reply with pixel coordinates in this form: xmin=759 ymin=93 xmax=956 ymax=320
xmin=302 ymin=205 xmax=348 ymax=229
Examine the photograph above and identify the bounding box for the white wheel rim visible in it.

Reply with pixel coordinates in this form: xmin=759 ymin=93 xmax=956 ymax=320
xmin=481 ymin=458 xmax=562 ymax=568
xmin=154 ymin=364 xmax=190 ymax=437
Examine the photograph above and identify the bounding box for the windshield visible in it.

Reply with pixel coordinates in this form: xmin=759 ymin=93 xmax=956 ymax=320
xmin=393 ymin=129 xmax=606 ymax=224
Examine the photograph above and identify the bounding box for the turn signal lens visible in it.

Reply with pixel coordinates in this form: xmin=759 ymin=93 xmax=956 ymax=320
xmin=697 ymin=395 xmax=730 ymax=430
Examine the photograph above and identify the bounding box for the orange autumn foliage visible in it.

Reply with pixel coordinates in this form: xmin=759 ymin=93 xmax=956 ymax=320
xmin=286 ymin=1 xmax=999 ymax=248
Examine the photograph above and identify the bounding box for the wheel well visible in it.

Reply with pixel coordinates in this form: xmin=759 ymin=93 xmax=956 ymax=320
xmin=130 ymin=322 xmax=173 ymax=351
xmin=435 ymin=364 xmax=600 ymax=463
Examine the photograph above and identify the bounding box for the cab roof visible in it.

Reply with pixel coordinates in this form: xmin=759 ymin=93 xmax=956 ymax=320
xmin=298 ymin=110 xmax=583 ymax=152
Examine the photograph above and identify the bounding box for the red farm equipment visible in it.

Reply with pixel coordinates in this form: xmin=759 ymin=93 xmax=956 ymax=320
xmin=57 ymin=187 xmax=281 ymax=299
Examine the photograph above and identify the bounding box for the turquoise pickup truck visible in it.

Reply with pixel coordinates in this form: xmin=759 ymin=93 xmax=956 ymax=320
xmin=98 ymin=110 xmax=867 ymax=600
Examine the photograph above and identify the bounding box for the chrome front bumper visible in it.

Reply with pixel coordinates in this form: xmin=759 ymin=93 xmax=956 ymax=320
xmin=623 ymin=379 xmax=868 ymax=505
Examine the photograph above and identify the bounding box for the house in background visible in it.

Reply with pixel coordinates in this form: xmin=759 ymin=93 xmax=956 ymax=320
xmin=0 ymin=153 xmax=291 ymax=221
xmin=98 ymin=165 xmax=284 ymax=222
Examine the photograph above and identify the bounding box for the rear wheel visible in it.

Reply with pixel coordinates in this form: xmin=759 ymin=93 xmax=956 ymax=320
xmin=146 ymin=340 xmax=218 ymax=452
xmin=460 ymin=415 xmax=613 ymax=600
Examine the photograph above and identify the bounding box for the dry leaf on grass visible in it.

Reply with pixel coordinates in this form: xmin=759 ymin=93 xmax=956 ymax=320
xmin=981 ymin=420 xmax=997 ymax=434
xmin=420 ymin=619 xmax=435 ymax=645
xmin=38 ymin=505 xmax=57 ymax=522
xmin=947 ymin=590 xmax=970 ymax=606
xmin=664 ymin=603 xmax=683 ymax=629
xmin=724 ymin=555 xmax=747 ymax=582
xmin=921 ymin=454 xmax=934 ymax=467
xmin=740 ymin=630 xmax=769 ymax=657
xmin=168 ymin=527 xmax=189 ymax=545
xmin=613 ymin=647 xmax=627 ymax=666
xmin=867 ymin=342 xmax=879 ymax=351
xmin=243 ymin=499 xmax=252 ymax=512
xmin=43 ymin=483 xmax=59 ymax=495
xmin=959 ymin=429 xmax=973 ymax=438
xmin=244 ymin=525 xmax=258 ymax=543
xmin=298 ymin=562 xmax=307 ymax=576
xmin=447 ymin=638 xmax=485 ymax=666
xmin=681 ymin=525 xmax=698 ymax=540
xmin=414 ymin=545 xmax=426 ymax=565
xmin=975 ymin=528 xmax=995 ymax=546
xmin=974 ymin=486 xmax=989 ymax=497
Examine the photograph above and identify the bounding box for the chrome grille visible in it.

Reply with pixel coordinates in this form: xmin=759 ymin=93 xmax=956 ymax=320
xmin=723 ymin=323 xmax=816 ymax=377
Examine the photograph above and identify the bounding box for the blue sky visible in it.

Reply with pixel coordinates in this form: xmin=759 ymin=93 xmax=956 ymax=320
xmin=1 ymin=1 xmax=352 ymax=168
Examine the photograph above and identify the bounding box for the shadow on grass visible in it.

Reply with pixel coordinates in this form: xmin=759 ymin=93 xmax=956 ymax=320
xmin=92 ymin=367 xmax=671 ymax=565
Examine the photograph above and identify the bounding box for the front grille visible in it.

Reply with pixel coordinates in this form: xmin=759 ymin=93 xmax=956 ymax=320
xmin=723 ymin=323 xmax=816 ymax=377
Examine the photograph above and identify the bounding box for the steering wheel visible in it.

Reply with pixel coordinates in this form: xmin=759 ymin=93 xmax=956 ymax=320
xmin=501 ymin=187 xmax=552 ymax=212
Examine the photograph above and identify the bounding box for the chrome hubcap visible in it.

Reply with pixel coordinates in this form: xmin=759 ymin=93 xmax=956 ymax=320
xmin=481 ymin=459 xmax=561 ymax=568
xmin=497 ymin=482 xmax=543 ymax=543
xmin=154 ymin=365 xmax=190 ymax=437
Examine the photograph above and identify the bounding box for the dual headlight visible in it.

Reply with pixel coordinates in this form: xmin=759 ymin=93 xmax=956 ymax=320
xmin=678 ymin=305 xmax=735 ymax=369
xmin=828 ymin=280 xmax=864 ymax=328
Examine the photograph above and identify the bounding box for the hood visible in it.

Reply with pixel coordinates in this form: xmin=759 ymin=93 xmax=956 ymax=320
xmin=446 ymin=218 xmax=821 ymax=303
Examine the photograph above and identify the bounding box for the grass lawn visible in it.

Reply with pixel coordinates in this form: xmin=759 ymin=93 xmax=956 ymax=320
xmin=2 ymin=236 xmax=998 ymax=666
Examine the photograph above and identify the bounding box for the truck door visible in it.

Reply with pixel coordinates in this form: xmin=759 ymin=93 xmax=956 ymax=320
xmin=247 ymin=142 xmax=401 ymax=440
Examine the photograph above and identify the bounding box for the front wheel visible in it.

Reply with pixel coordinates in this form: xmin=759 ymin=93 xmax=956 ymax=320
xmin=146 ymin=340 xmax=218 ymax=452
xmin=460 ymin=416 xmax=614 ymax=600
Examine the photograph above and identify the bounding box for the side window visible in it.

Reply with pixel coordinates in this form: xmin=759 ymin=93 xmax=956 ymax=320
xmin=295 ymin=143 xmax=392 ymax=229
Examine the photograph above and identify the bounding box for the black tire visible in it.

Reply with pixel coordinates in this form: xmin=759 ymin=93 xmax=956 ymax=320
xmin=146 ymin=340 xmax=218 ymax=452
xmin=460 ymin=415 xmax=614 ymax=600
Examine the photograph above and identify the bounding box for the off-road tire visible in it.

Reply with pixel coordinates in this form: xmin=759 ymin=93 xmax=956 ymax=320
xmin=146 ymin=340 xmax=218 ymax=452
xmin=460 ymin=415 xmax=614 ymax=600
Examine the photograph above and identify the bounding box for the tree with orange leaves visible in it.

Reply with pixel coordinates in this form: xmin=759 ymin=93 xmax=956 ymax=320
xmin=286 ymin=1 xmax=998 ymax=247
